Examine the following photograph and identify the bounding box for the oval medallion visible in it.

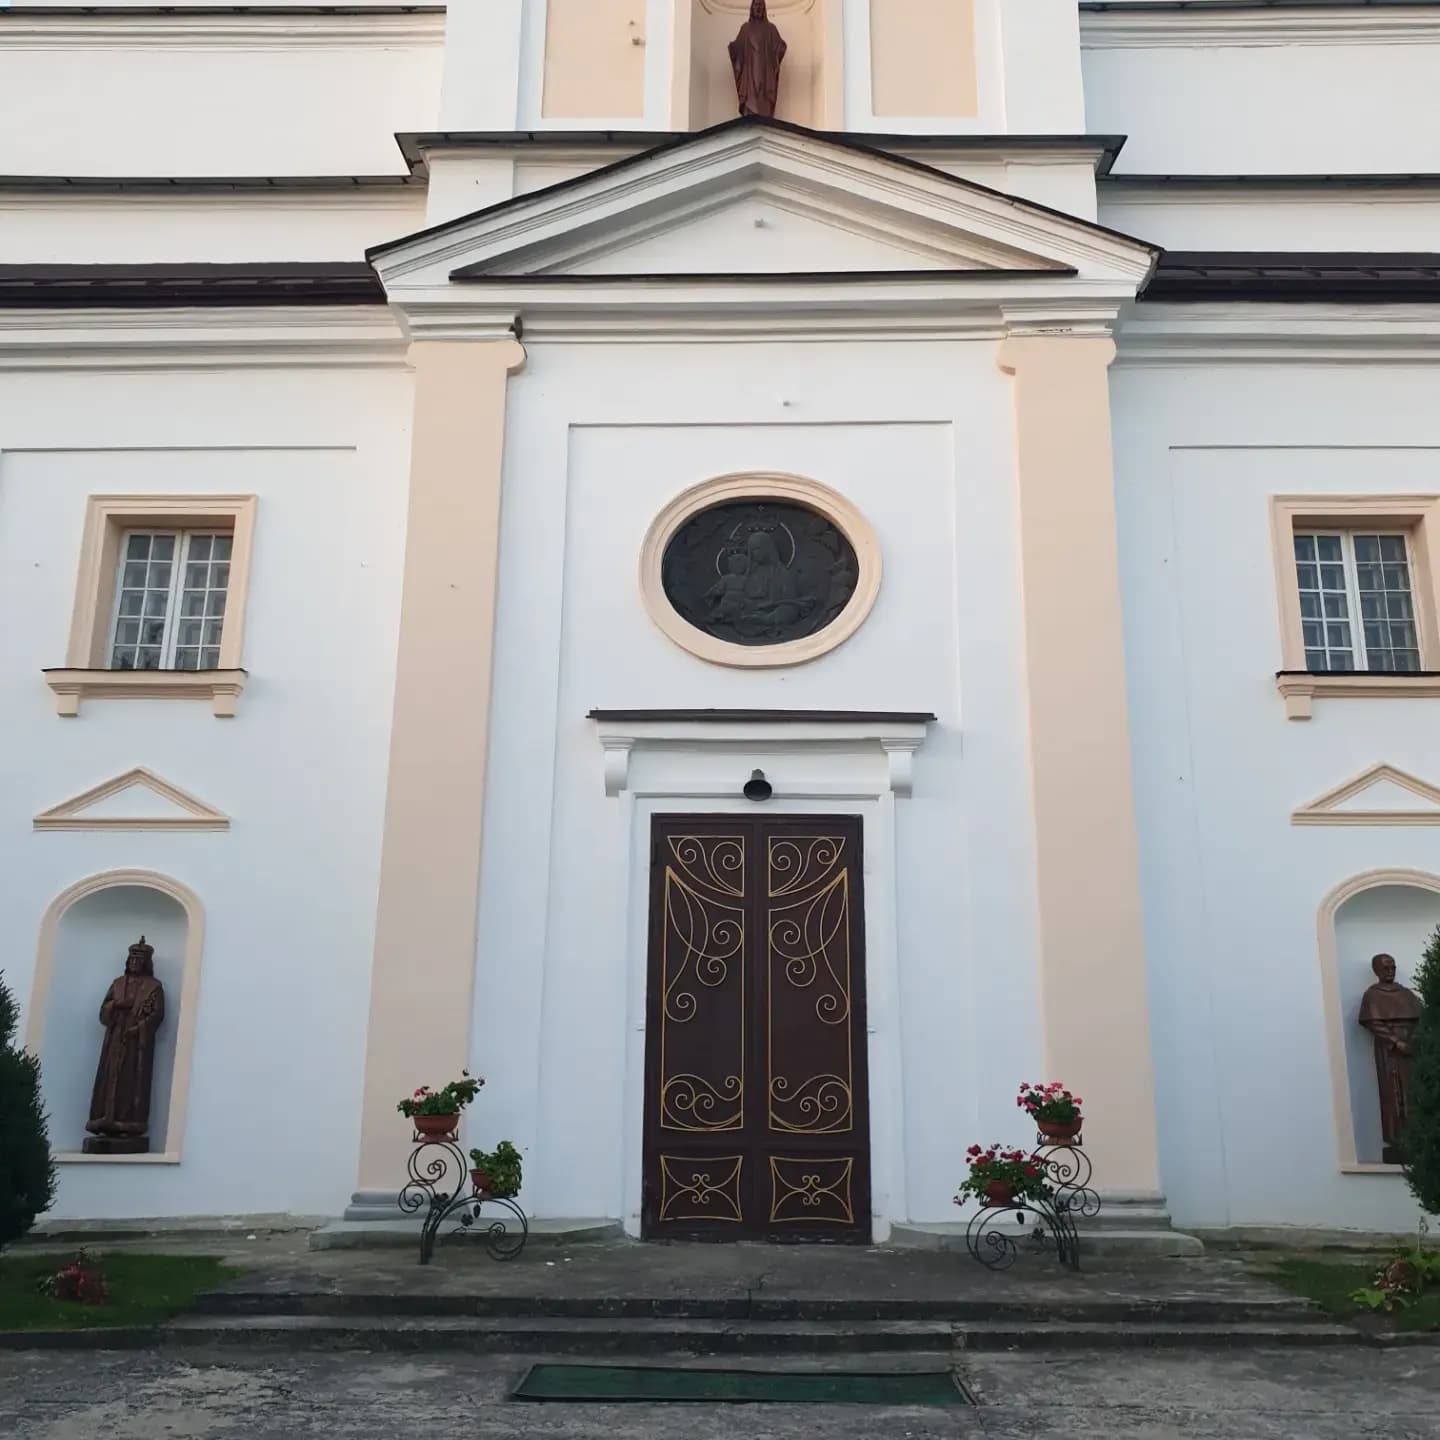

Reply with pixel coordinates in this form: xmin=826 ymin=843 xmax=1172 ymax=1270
xmin=660 ymin=499 xmax=860 ymax=648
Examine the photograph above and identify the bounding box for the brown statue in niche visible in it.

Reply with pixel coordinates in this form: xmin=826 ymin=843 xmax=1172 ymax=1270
xmin=1358 ymin=952 xmax=1423 ymax=1164
xmin=83 ymin=936 xmax=165 ymax=1155
xmin=729 ymin=0 xmax=786 ymax=118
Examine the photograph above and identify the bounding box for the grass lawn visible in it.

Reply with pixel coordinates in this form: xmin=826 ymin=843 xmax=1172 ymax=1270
xmin=1268 ymin=1256 xmax=1440 ymax=1333
xmin=0 ymin=1252 xmax=237 ymax=1331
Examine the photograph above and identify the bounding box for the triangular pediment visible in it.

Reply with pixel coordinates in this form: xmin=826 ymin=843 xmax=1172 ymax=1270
xmin=34 ymin=768 xmax=229 ymax=832
xmin=1292 ymin=763 xmax=1440 ymax=826
xmin=371 ymin=118 xmax=1156 ymax=296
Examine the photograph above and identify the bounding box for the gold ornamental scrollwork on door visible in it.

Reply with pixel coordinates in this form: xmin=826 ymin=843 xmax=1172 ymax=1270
xmin=659 ymin=835 xmax=746 ymax=1133
xmin=766 ymin=835 xmax=855 ymax=1134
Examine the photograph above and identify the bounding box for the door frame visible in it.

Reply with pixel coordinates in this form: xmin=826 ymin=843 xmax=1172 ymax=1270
xmin=620 ymin=789 xmax=906 ymax=1244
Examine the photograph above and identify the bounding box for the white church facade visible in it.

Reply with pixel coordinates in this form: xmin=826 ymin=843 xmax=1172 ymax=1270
xmin=4 ymin=0 xmax=1439 ymax=1243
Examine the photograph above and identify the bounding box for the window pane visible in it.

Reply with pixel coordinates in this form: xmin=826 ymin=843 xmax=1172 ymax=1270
xmin=1293 ymin=534 xmax=1353 ymax=672
xmin=1352 ymin=534 xmax=1420 ymax=673
xmin=111 ymin=525 xmax=230 ymax=671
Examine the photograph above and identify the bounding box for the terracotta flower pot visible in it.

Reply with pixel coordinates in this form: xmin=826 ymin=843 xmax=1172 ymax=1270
xmin=471 ymin=1168 xmax=492 ymax=1196
xmin=983 ymin=1180 xmax=1016 ymax=1207
xmin=1036 ymin=1116 xmax=1083 ymax=1144
xmin=412 ymin=1113 xmax=459 ymax=1140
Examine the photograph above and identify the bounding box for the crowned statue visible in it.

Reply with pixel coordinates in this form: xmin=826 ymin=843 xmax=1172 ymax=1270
xmin=83 ymin=936 xmax=166 ymax=1155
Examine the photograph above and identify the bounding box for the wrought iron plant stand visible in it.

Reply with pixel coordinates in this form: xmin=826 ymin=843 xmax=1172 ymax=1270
xmin=965 ymin=1133 xmax=1101 ymax=1271
xmin=398 ymin=1135 xmax=529 ymax=1266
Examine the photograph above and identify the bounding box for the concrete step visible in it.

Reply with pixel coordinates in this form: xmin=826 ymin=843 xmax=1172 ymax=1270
xmin=306 ymin=1218 xmax=620 ymax=1251
xmin=888 ymin=1222 xmax=1204 ymax=1258
xmin=191 ymin=1289 xmax=1320 ymax=1325
xmin=143 ymin=1314 xmax=1364 ymax=1354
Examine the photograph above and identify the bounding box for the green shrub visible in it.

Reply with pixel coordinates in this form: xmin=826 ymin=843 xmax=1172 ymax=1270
xmin=1406 ymin=926 xmax=1440 ymax=1216
xmin=0 ymin=970 xmax=56 ymax=1250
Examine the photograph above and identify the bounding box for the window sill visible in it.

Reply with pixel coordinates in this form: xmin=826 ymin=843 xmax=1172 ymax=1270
xmin=43 ymin=667 xmax=247 ymax=718
xmin=1276 ymin=670 xmax=1440 ymax=720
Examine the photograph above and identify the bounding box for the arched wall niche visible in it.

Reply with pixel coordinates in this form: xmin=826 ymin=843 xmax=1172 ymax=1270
xmin=1318 ymin=868 xmax=1440 ymax=1172
xmin=686 ymin=0 xmax=843 ymax=130
xmin=26 ymin=870 xmax=206 ymax=1164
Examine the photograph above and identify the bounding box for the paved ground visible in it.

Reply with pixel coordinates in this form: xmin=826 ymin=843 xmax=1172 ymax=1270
xmin=3 ymin=1346 xmax=1439 ymax=1439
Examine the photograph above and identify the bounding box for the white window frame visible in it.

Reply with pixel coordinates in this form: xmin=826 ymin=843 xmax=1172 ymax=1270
xmin=1293 ymin=528 xmax=1421 ymax=674
xmin=108 ymin=528 xmax=232 ymax=672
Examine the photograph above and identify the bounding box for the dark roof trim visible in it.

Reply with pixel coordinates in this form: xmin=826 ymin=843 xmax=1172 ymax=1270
xmin=1082 ymin=2 xmax=1440 ymax=10
xmin=7 ymin=254 xmax=1437 ymax=309
xmin=0 ymin=5 xmax=444 ymax=14
xmin=587 ymin=709 xmax=938 ymax=724
xmin=395 ymin=129 xmax=1126 ymax=179
xmin=372 ymin=115 xmax=1155 ymax=266
xmin=0 ymin=175 xmax=420 ymax=194
xmin=451 ymin=267 xmax=1077 ymax=284
xmin=1145 ymin=252 xmax=1440 ymax=302
xmin=0 ymin=263 xmax=385 ymax=308
xmin=1104 ymin=172 xmax=1440 ymax=189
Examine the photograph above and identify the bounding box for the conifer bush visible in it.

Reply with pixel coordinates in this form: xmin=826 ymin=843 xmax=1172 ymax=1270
xmin=1405 ymin=926 xmax=1440 ymax=1216
xmin=0 ymin=970 xmax=55 ymax=1250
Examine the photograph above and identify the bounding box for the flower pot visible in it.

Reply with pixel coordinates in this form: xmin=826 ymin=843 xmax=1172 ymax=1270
xmin=983 ymin=1180 xmax=1017 ymax=1207
xmin=1036 ymin=1116 xmax=1082 ymax=1145
xmin=413 ymin=1113 xmax=459 ymax=1140
xmin=470 ymin=1168 xmax=492 ymax=1196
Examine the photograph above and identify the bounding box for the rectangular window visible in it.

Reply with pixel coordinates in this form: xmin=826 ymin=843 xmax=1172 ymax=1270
xmin=110 ymin=529 xmax=232 ymax=671
xmin=1293 ymin=531 xmax=1420 ymax=674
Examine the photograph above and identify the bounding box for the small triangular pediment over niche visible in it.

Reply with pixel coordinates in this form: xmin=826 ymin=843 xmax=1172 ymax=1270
xmin=1292 ymin=763 xmax=1440 ymax=826
xmin=34 ymin=768 xmax=228 ymax=832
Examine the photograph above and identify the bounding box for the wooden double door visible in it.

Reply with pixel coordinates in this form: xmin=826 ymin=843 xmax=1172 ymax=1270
xmin=642 ymin=815 xmax=871 ymax=1242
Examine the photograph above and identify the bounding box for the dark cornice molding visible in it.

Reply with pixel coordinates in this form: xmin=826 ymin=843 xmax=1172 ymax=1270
xmin=1143 ymin=252 xmax=1440 ymax=302
xmin=0 ymin=262 xmax=385 ymax=307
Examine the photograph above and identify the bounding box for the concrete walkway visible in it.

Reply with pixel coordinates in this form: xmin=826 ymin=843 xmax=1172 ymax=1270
xmin=4 ymin=1346 xmax=1440 ymax=1439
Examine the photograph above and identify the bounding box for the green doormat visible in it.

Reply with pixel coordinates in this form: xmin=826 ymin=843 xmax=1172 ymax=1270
xmin=513 ymin=1364 xmax=973 ymax=1406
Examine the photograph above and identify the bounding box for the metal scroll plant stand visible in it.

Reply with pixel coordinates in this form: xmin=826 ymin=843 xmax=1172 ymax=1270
xmin=965 ymin=1135 xmax=1101 ymax=1271
xmin=398 ymin=1135 xmax=529 ymax=1265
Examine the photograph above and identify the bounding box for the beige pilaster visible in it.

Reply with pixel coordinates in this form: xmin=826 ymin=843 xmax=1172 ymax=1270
xmin=998 ymin=333 xmax=1161 ymax=1194
xmin=355 ymin=337 xmax=525 ymax=1192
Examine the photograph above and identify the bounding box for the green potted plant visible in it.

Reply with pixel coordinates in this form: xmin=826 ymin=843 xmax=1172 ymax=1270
xmin=396 ymin=1071 xmax=483 ymax=1140
xmin=955 ymin=1144 xmax=1049 ymax=1209
xmin=1017 ymin=1081 xmax=1084 ymax=1144
xmin=468 ymin=1140 xmax=523 ymax=1199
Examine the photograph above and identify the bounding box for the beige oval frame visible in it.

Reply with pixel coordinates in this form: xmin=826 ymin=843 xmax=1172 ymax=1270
xmin=639 ymin=473 xmax=882 ymax=669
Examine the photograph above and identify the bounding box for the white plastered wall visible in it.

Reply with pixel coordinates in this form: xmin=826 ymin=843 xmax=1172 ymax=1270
xmin=0 ymin=360 xmax=412 ymax=1218
xmin=1112 ymin=357 xmax=1440 ymax=1233
xmin=471 ymin=336 xmax=1047 ymax=1231
xmin=1085 ymin=34 xmax=1440 ymax=175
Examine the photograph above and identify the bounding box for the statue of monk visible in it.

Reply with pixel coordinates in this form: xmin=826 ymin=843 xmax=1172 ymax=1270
xmin=83 ymin=936 xmax=165 ymax=1155
xmin=729 ymin=0 xmax=786 ymax=118
xmin=1359 ymin=952 xmax=1423 ymax=1164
